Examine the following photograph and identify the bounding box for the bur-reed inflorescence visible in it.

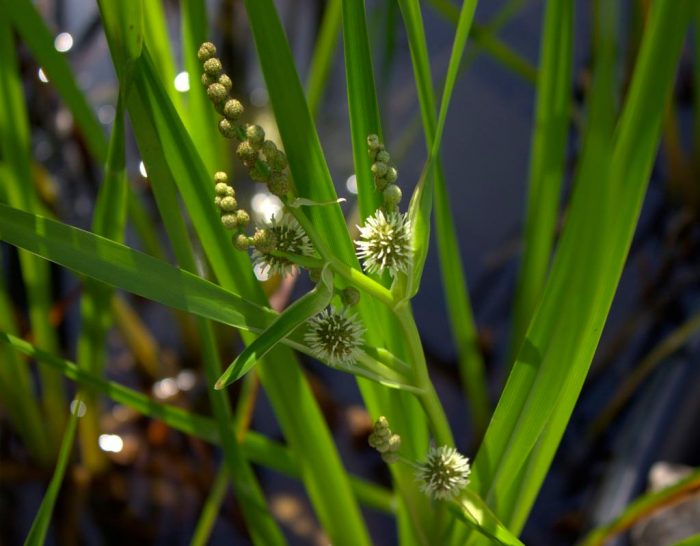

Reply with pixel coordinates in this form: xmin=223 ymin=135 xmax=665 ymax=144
xmin=415 ymin=445 xmax=471 ymax=501
xmin=304 ymin=306 xmax=365 ymax=367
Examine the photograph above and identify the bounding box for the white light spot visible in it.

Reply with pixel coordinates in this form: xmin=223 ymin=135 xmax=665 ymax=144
xmin=98 ymin=434 xmax=124 ymax=453
xmin=54 ymin=32 xmax=74 ymax=53
xmin=176 ymin=370 xmax=196 ymax=391
xmin=98 ymin=104 xmax=115 ymax=124
xmin=38 ymin=68 xmax=49 ymax=83
xmin=139 ymin=161 xmax=148 ymax=178
xmin=346 ymin=174 xmax=357 ymax=195
xmin=153 ymin=377 xmax=178 ymax=399
xmin=55 ymin=109 xmax=73 ymax=133
xmin=70 ymin=400 xmax=87 ymax=417
xmin=254 ymin=261 xmax=271 ymax=282
xmin=174 ymin=71 xmax=190 ymax=93
xmin=251 ymin=192 xmax=283 ymax=222
xmin=250 ymin=87 xmax=269 ymax=107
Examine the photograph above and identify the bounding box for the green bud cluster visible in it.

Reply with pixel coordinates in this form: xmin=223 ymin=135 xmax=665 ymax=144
xmin=367 ymin=134 xmax=400 ymax=212
xmin=212 ymin=171 xmax=251 ymax=247
xmin=368 ymin=416 xmax=401 ymax=463
xmin=199 ymin=41 xmax=292 ymax=199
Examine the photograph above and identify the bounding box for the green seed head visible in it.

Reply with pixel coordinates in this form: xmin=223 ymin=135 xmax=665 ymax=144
xmin=197 ymin=42 xmax=217 ymax=63
xmin=207 ymin=83 xmax=227 ymax=104
xmin=223 ymin=99 xmax=244 ymax=121
xmin=218 ymin=118 xmax=237 ymax=139
xmin=219 ymin=196 xmax=237 ymax=212
xmin=203 ymin=57 xmax=223 ymax=77
xmin=221 ymin=213 xmax=238 ymax=230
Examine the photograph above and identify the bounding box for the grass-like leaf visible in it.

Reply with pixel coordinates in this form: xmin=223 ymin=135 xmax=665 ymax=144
xmin=216 ymin=265 xmax=334 ymax=388
xmin=24 ymin=399 xmax=78 ymax=545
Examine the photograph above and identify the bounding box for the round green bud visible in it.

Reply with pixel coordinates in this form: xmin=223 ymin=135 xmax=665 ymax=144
xmin=221 ymin=213 xmax=238 ymax=230
xmin=235 ymin=209 xmax=250 ymax=227
xmin=371 ymin=161 xmax=388 ymax=178
xmin=218 ymin=118 xmax=237 ymax=139
xmin=341 ymin=287 xmax=360 ymax=306
xmin=207 ymin=83 xmax=227 ymax=104
xmin=268 ymin=171 xmax=290 ymax=196
xmin=252 ymin=229 xmax=277 ymax=253
xmin=198 ymin=42 xmax=217 ymax=63
xmin=385 ymin=166 xmax=398 ymax=184
xmin=218 ymin=74 xmax=232 ymax=92
xmin=223 ymin=186 xmax=235 ymax=197
xmin=223 ymin=99 xmax=244 ymax=120
xmin=234 ymin=234 xmax=251 ymax=251
xmin=214 ymin=171 xmax=228 ymax=185
xmin=367 ymin=134 xmax=380 ymax=150
xmin=261 ymin=140 xmax=277 ymax=156
xmin=246 ymin=124 xmax=265 ymax=147
xmin=201 ymin=73 xmax=217 ymax=88
xmin=236 ymin=141 xmax=258 ymax=163
xmin=268 ymin=150 xmax=288 ymax=172
xmin=383 ymin=184 xmax=402 ymax=207
xmin=203 ymin=57 xmax=223 ymax=78
xmin=250 ymin=161 xmax=271 ymax=183
xmin=219 ymin=196 xmax=237 ymax=212
xmin=214 ymin=182 xmax=230 ymax=196
xmin=376 ymin=150 xmax=391 ymax=164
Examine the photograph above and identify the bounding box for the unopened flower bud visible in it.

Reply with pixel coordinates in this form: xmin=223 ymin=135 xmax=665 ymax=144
xmin=267 ymin=150 xmax=288 ymax=172
xmin=221 ymin=213 xmax=238 ymax=230
xmin=219 ymin=119 xmax=237 ymax=139
xmin=250 ymin=161 xmax=271 ymax=183
xmin=223 ymin=99 xmax=244 ymax=121
xmin=207 ymin=83 xmax=227 ymax=104
xmin=219 ymin=196 xmax=237 ymax=212
xmin=383 ymin=184 xmax=402 ymax=208
xmin=235 ymin=209 xmax=250 ymax=227
xmin=197 ymin=42 xmax=217 ymax=62
xmin=268 ymin=172 xmax=290 ymax=196
xmin=385 ymin=166 xmax=398 ymax=184
xmin=246 ymin=124 xmax=265 ymax=147
xmin=376 ymin=150 xmax=391 ymax=164
xmin=234 ymin=234 xmax=251 ymax=251
xmin=214 ymin=182 xmax=229 ymax=196
xmin=367 ymin=134 xmax=381 ymax=151
xmin=201 ymin=73 xmax=217 ymax=87
xmin=236 ymin=141 xmax=258 ymax=163
xmin=371 ymin=161 xmax=388 ymax=178
xmin=218 ymin=74 xmax=232 ymax=92
xmin=214 ymin=171 xmax=228 ymax=185
xmin=252 ymin=228 xmax=277 ymax=253
xmin=203 ymin=58 xmax=223 ymax=78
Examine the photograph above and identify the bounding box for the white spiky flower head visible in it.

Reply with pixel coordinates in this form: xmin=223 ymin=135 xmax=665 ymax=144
xmin=304 ymin=306 xmax=365 ymax=367
xmin=251 ymin=213 xmax=314 ymax=277
xmin=416 ymin=445 xmax=471 ymax=501
xmin=355 ymin=209 xmax=412 ymax=276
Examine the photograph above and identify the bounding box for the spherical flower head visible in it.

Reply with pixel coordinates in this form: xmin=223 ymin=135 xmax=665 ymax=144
xmin=416 ymin=446 xmax=471 ymax=501
xmin=304 ymin=307 xmax=365 ymax=367
xmin=356 ymin=209 xmax=412 ymax=276
xmin=251 ymin=214 xmax=314 ymax=277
